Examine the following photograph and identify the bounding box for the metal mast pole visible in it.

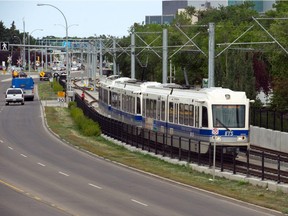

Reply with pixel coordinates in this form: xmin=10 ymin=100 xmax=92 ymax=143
xmin=113 ymin=38 xmax=117 ymax=75
xmin=99 ymin=39 xmax=103 ymax=76
xmin=131 ymin=32 xmax=135 ymax=79
xmin=162 ymin=29 xmax=168 ymax=84
xmin=208 ymin=23 xmax=215 ymax=88
xmin=23 ymin=18 xmax=26 ymax=69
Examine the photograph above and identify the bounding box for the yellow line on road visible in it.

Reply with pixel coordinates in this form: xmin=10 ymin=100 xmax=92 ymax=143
xmin=0 ymin=179 xmax=76 ymax=216
xmin=0 ymin=179 xmax=24 ymax=193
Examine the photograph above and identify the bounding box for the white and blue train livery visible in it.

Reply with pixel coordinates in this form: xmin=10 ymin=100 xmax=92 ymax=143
xmin=98 ymin=76 xmax=253 ymax=154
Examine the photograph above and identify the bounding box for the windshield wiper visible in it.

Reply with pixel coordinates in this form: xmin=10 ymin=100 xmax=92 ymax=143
xmin=216 ymin=118 xmax=231 ymax=131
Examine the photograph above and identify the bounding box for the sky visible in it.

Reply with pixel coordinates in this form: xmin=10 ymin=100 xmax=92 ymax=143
xmin=1 ymin=0 xmax=163 ymax=39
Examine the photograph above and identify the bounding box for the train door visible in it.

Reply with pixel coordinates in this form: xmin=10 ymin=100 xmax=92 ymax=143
xmin=196 ymin=104 xmax=208 ymax=128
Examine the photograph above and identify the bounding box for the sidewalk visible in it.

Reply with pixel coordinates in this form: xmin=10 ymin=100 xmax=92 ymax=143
xmin=41 ymin=100 xmax=68 ymax=107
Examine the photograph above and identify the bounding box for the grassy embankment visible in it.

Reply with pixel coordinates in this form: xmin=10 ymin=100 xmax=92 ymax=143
xmin=38 ymin=81 xmax=288 ymax=214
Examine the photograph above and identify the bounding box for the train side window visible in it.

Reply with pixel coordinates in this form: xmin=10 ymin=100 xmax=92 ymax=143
xmin=126 ymin=96 xmax=129 ymax=112
xmin=132 ymin=96 xmax=135 ymax=114
xmin=117 ymin=93 xmax=120 ymax=108
xmin=189 ymin=105 xmax=194 ymax=126
xmin=122 ymin=95 xmax=125 ymax=111
xmin=156 ymin=101 xmax=161 ymax=120
xmin=152 ymin=100 xmax=156 ymax=119
xmin=179 ymin=103 xmax=184 ymax=124
xmin=109 ymin=91 xmax=111 ymax=105
xmin=169 ymin=102 xmax=173 ymax=122
xmin=117 ymin=93 xmax=121 ymax=110
xmin=129 ymin=96 xmax=132 ymax=113
xmin=137 ymin=97 xmax=141 ymax=114
xmin=124 ymin=95 xmax=128 ymax=112
xmin=195 ymin=106 xmax=199 ymax=127
xmin=174 ymin=103 xmax=178 ymax=124
xmin=128 ymin=96 xmax=131 ymax=113
xmin=99 ymin=88 xmax=102 ymax=101
xmin=202 ymin=106 xmax=208 ymax=128
xmin=143 ymin=99 xmax=146 ymax=117
xmin=146 ymin=99 xmax=150 ymax=117
xmin=111 ymin=92 xmax=119 ymax=108
xmin=161 ymin=101 xmax=165 ymax=121
xmin=104 ymin=89 xmax=108 ymax=104
xmin=184 ymin=104 xmax=189 ymax=125
xmin=147 ymin=99 xmax=154 ymax=118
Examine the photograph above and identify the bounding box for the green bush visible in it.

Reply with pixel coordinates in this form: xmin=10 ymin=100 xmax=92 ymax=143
xmin=82 ymin=119 xmax=101 ymax=136
xmin=68 ymin=101 xmax=77 ymax=109
xmin=51 ymin=79 xmax=64 ymax=93
xmin=69 ymin=105 xmax=101 ymax=137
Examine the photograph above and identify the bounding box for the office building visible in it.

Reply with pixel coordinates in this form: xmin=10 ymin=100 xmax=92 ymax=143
xmin=228 ymin=0 xmax=276 ymax=13
xmin=145 ymin=0 xmax=276 ymax=25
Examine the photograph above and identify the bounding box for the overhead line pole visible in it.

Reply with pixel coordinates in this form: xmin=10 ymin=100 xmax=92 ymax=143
xmin=208 ymin=23 xmax=215 ymax=88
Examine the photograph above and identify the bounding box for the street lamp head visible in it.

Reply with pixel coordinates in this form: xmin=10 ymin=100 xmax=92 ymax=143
xmin=37 ymin=3 xmax=45 ymax=6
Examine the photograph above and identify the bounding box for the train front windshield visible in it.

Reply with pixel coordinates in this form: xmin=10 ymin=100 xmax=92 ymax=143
xmin=212 ymin=105 xmax=245 ymax=128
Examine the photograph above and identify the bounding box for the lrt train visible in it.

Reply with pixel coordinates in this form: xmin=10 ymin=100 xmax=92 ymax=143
xmin=98 ymin=75 xmax=253 ymax=154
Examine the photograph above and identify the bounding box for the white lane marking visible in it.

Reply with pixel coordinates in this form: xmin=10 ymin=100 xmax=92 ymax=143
xmin=131 ymin=199 xmax=148 ymax=207
xmin=0 ymin=140 xmax=3 ymax=143
xmin=59 ymin=171 xmax=69 ymax=177
xmin=88 ymin=183 xmax=102 ymax=189
xmin=37 ymin=163 xmax=46 ymax=167
xmin=20 ymin=154 xmax=27 ymax=158
xmin=8 ymin=146 xmax=13 ymax=150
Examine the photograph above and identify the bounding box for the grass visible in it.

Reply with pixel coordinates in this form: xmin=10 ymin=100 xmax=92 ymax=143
xmin=37 ymin=81 xmax=58 ymax=100
xmin=39 ymin=82 xmax=288 ymax=214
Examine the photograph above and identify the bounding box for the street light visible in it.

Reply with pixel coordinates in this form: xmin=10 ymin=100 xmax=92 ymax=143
xmin=54 ymin=23 xmax=79 ymax=29
xmin=37 ymin=3 xmax=71 ymax=93
xmin=28 ymin=29 xmax=43 ymax=76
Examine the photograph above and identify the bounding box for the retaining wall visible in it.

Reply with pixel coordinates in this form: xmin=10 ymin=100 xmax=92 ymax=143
xmin=250 ymin=126 xmax=288 ymax=153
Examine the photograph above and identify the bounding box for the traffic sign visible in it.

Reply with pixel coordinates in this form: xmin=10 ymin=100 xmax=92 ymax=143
xmin=0 ymin=42 xmax=9 ymax=51
xmin=212 ymin=128 xmax=219 ymax=135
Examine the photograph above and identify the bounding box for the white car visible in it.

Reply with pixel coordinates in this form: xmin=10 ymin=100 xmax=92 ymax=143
xmin=5 ymin=88 xmax=25 ymax=105
xmin=71 ymin=66 xmax=78 ymax=71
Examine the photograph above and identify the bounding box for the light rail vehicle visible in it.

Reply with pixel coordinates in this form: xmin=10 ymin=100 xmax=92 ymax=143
xmin=98 ymin=75 xmax=253 ymax=154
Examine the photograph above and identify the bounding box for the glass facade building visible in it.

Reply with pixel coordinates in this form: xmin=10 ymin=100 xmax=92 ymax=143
xmin=228 ymin=0 xmax=275 ymax=13
xmin=145 ymin=0 xmax=276 ymax=25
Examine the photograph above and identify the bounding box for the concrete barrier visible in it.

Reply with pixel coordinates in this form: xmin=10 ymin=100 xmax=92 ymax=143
xmin=250 ymin=126 xmax=288 ymax=153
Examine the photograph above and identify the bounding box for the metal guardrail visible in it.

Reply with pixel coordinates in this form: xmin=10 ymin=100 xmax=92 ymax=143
xmin=250 ymin=107 xmax=288 ymax=132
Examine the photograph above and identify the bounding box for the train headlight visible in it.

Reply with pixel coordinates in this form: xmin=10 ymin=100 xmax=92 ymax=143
xmin=216 ymin=136 xmax=222 ymax=141
xmin=237 ymin=136 xmax=246 ymax=142
xmin=225 ymin=94 xmax=231 ymax=100
xmin=212 ymin=136 xmax=222 ymax=141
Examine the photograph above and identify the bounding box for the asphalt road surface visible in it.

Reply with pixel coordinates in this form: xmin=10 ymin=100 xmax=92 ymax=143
xmin=0 ymin=76 xmax=282 ymax=216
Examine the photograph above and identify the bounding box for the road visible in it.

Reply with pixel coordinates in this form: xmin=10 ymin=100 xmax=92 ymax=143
xmin=0 ymin=75 xmax=282 ymax=216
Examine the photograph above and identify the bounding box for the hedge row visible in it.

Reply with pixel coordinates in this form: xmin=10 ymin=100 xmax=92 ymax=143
xmin=68 ymin=102 xmax=101 ymax=137
xmin=51 ymin=78 xmax=64 ymax=93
